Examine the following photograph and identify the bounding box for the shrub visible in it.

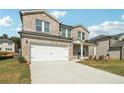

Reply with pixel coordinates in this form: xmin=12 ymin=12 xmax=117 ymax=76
xmin=17 ymin=56 xmax=27 ymax=63
xmin=93 ymin=55 xmax=97 ymax=60
xmin=99 ymin=55 xmax=104 ymax=60
xmin=89 ymin=55 xmax=93 ymax=60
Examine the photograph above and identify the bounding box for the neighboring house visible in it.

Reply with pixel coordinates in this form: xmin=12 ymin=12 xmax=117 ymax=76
xmin=89 ymin=33 xmax=124 ymax=60
xmin=19 ymin=9 xmax=93 ymax=62
xmin=0 ymin=38 xmax=15 ymax=52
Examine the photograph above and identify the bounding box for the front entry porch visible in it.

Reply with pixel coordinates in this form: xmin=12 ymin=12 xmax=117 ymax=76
xmin=73 ymin=44 xmax=89 ymax=59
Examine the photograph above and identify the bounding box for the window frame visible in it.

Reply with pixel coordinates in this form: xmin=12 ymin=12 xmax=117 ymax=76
xmin=10 ymin=48 xmax=12 ymax=51
xmin=61 ymin=27 xmax=72 ymax=38
xmin=82 ymin=32 xmax=85 ymax=40
xmin=67 ymin=29 xmax=71 ymax=38
xmin=44 ymin=21 xmax=50 ymax=32
xmin=36 ymin=19 xmax=50 ymax=33
xmin=78 ymin=31 xmax=85 ymax=40
xmin=36 ymin=19 xmax=42 ymax=31
xmin=78 ymin=32 xmax=81 ymax=38
xmin=61 ymin=27 xmax=67 ymax=37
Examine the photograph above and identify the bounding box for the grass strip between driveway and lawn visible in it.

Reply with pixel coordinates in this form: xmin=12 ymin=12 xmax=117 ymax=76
xmin=77 ymin=60 xmax=124 ymax=77
xmin=0 ymin=58 xmax=31 ymax=84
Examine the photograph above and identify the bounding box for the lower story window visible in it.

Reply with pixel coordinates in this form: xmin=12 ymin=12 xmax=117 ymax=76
xmin=5 ymin=48 xmax=12 ymax=51
xmin=10 ymin=48 xmax=12 ymax=51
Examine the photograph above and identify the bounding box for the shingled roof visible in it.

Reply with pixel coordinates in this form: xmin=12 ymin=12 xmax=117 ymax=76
xmin=90 ymin=33 xmax=124 ymax=42
xmin=90 ymin=35 xmax=108 ymax=41
xmin=0 ymin=38 xmax=13 ymax=43
xmin=112 ymin=41 xmax=124 ymax=47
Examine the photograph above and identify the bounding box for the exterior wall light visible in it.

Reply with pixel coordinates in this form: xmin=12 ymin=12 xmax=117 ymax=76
xmin=26 ymin=40 xmax=28 ymax=44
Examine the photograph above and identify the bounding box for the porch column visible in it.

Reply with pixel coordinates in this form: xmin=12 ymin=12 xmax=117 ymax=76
xmin=81 ymin=44 xmax=83 ymax=59
xmin=94 ymin=46 xmax=96 ymax=56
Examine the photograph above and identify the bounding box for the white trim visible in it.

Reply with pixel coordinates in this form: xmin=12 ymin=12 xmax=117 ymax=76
xmin=94 ymin=46 xmax=96 ymax=56
xmin=74 ymin=40 xmax=82 ymax=44
xmin=81 ymin=44 xmax=83 ymax=59
xmin=66 ymin=29 xmax=68 ymax=37
xmin=80 ymin=32 xmax=82 ymax=39
xmin=49 ymin=23 xmax=51 ymax=32
xmin=42 ymin=21 xmax=45 ymax=32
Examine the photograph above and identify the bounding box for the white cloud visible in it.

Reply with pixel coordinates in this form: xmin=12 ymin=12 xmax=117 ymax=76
xmin=0 ymin=16 xmax=13 ymax=26
xmin=15 ymin=26 xmax=22 ymax=31
xmin=121 ymin=14 xmax=124 ymax=20
xmin=88 ymin=21 xmax=124 ymax=38
xmin=50 ymin=10 xmax=67 ymax=18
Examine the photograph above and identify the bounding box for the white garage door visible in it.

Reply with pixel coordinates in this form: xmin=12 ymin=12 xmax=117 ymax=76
xmin=31 ymin=44 xmax=69 ymax=62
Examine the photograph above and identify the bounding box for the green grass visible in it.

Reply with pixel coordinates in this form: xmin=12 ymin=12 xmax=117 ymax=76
xmin=77 ymin=60 xmax=124 ymax=76
xmin=0 ymin=59 xmax=31 ymax=84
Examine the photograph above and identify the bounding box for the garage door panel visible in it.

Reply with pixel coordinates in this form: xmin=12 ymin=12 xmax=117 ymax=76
xmin=51 ymin=48 xmax=68 ymax=60
xmin=31 ymin=44 xmax=69 ymax=62
xmin=31 ymin=45 xmax=51 ymax=61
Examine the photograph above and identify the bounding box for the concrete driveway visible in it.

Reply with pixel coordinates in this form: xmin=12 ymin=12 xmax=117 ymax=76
xmin=30 ymin=61 xmax=124 ymax=84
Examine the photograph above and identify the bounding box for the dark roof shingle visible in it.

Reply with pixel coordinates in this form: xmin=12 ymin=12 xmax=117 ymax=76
xmin=0 ymin=38 xmax=13 ymax=43
xmin=90 ymin=35 xmax=108 ymax=41
xmin=112 ymin=41 xmax=124 ymax=47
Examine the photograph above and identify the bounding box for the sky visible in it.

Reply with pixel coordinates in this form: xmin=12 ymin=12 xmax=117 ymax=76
xmin=0 ymin=9 xmax=124 ymax=38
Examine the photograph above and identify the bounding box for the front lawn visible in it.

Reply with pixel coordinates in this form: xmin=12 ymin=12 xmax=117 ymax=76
xmin=0 ymin=59 xmax=31 ymax=84
xmin=77 ymin=60 xmax=124 ymax=77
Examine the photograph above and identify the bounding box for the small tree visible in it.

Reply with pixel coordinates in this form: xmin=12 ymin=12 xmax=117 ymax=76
xmin=1 ymin=34 xmax=9 ymax=39
xmin=17 ymin=56 xmax=27 ymax=63
xmin=10 ymin=36 xmax=21 ymax=52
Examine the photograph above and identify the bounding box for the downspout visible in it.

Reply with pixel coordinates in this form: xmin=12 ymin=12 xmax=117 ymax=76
xmin=108 ymin=36 xmax=111 ymax=48
xmin=20 ymin=33 xmax=22 ymax=56
xmin=120 ymin=47 xmax=122 ymax=60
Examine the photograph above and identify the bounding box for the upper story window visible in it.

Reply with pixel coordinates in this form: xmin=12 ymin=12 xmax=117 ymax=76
xmin=78 ymin=31 xmax=85 ymax=40
xmin=36 ymin=19 xmax=50 ymax=33
xmin=82 ymin=32 xmax=85 ymax=40
xmin=44 ymin=21 xmax=50 ymax=32
xmin=67 ymin=29 xmax=71 ymax=37
xmin=36 ymin=19 xmax=42 ymax=31
xmin=8 ymin=43 xmax=12 ymax=46
xmin=78 ymin=32 xmax=81 ymax=38
xmin=61 ymin=27 xmax=71 ymax=38
xmin=61 ymin=27 xmax=66 ymax=37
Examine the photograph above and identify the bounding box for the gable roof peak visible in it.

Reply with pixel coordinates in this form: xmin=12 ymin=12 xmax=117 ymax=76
xmin=73 ymin=25 xmax=89 ymax=33
xmin=20 ymin=9 xmax=61 ymax=23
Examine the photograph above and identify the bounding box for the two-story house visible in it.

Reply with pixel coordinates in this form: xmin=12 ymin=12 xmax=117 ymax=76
xmin=19 ymin=10 xmax=92 ymax=63
xmin=89 ymin=33 xmax=124 ymax=60
xmin=0 ymin=38 xmax=15 ymax=52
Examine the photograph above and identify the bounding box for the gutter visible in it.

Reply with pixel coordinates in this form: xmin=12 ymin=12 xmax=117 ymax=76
xmin=18 ymin=31 xmax=73 ymax=42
